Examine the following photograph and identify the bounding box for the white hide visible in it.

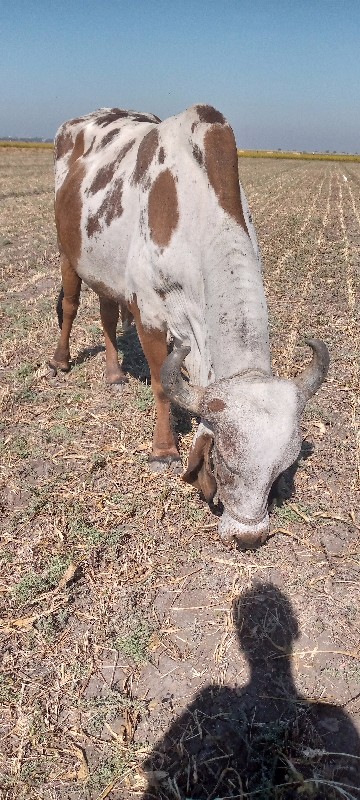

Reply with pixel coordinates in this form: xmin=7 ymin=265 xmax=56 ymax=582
xmin=54 ymin=104 xmax=315 ymax=544
xmin=201 ymin=374 xmax=303 ymax=536
xmin=55 ymin=106 xmax=270 ymax=388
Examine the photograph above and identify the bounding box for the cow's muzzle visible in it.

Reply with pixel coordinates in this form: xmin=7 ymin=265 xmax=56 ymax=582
xmin=219 ymin=510 xmax=269 ymax=550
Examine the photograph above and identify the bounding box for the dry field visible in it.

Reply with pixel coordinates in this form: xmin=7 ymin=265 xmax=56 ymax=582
xmin=0 ymin=149 xmax=359 ymax=799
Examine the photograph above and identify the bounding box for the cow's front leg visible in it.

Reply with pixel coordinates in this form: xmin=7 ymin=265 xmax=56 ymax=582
xmin=99 ymin=296 xmax=127 ymax=385
xmin=130 ymin=303 xmax=181 ymax=472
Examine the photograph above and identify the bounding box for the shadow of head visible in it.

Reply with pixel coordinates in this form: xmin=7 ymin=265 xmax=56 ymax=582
xmin=233 ymin=582 xmax=300 ymax=668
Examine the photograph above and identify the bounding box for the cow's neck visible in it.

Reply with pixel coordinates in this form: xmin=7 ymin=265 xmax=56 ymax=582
xmin=203 ymin=229 xmax=272 ymax=382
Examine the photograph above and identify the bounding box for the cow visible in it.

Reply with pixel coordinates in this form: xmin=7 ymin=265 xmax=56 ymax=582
xmin=50 ymin=104 xmax=329 ymax=549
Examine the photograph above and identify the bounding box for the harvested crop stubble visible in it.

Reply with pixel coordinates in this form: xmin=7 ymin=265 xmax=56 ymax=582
xmin=0 ymin=148 xmax=359 ymax=799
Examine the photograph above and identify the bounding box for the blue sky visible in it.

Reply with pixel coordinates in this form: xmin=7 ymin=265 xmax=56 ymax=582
xmin=1 ymin=0 xmax=359 ymax=152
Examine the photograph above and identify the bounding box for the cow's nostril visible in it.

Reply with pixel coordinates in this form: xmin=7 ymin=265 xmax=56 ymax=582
xmin=234 ymin=528 xmax=268 ymax=550
xmin=218 ymin=511 xmax=269 ymax=550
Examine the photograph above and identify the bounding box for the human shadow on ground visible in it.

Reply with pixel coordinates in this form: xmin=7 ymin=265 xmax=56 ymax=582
xmin=140 ymin=584 xmax=359 ymax=799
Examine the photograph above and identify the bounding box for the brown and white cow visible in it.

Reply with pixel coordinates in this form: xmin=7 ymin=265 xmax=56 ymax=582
xmin=50 ymin=104 xmax=329 ymax=548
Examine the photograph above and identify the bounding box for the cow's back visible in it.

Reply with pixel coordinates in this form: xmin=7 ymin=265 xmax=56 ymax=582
xmin=54 ymin=104 xmax=261 ymax=385
xmin=54 ymin=108 xmax=161 ymax=277
xmin=54 ymin=108 xmax=161 ymax=192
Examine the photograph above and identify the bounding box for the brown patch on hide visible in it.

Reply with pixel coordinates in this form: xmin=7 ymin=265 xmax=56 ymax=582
xmin=148 ymin=170 xmax=179 ymax=248
xmin=86 ymin=213 xmax=101 ymax=238
xmin=103 ymin=176 xmax=124 ymax=223
xmin=55 ymin=163 xmax=85 ymax=266
xmin=86 ymin=176 xmax=124 ymax=237
xmin=132 ymin=128 xmax=159 ymax=184
xmin=132 ymin=112 xmax=161 ymax=123
xmin=86 ymin=277 xmax=121 ymax=302
xmin=196 ymin=105 xmax=226 ymax=125
xmin=118 ymin=138 xmax=136 ymax=161
xmin=97 ymin=109 xmax=130 ymax=127
xmin=55 ymin=130 xmax=73 ymax=160
xmin=68 ymin=130 xmax=85 ymax=167
xmin=192 ymin=143 xmax=203 ymax=166
xmin=84 ymin=137 xmax=96 ymax=156
xmin=204 ymin=125 xmax=247 ymax=231
xmin=183 ymin=433 xmax=217 ymax=502
xmin=207 ymin=398 xmax=226 ymax=412
xmin=158 ymin=147 xmax=165 ymax=164
xmin=88 ymin=162 xmax=117 ymax=195
xmin=98 ymin=128 xmax=122 ymax=149
xmin=91 ymin=140 xmax=135 ymax=197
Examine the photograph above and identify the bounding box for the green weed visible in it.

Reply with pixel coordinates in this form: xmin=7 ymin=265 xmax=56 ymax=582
xmin=15 ymin=362 xmax=35 ymax=381
xmin=0 ymin=675 xmax=16 ymax=704
xmin=3 ymin=304 xmax=33 ymax=334
xmin=15 ymin=388 xmax=40 ymax=404
xmin=10 ymin=435 xmax=30 ymax=458
xmin=45 ymin=424 xmax=72 ymax=442
xmin=104 ymin=527 xmax=128 ymax=548
xmin=35 ymin=607 xmax=70 ymax=642
xmin=80 ymin=690 xmax=126 ymax=736
xmin=13 ymin=572 xmax=47 ymax=603
xmin=67 ymin=508 xmax=103 ymax=545
xmin=0 ymin=549 xmax=13 ymax=564
xmin=12 ymin=555 xmax=70 ymax=604
xmin=91 ymin=452 xmax=107 ymax=470
xmin=88 ymin=752 xmax=126 ymax=792
xmin=46 ymin=555 xmax=70 ymax=584
xmin=112 ymin=494 xmax=139 ymax=516
xmin=303 ymin=402 xmax=330 ymax=423
xmin=134 ymin=383 xmax=153 ymax=411
xmin=272 ymin=503 xmax=310 ymax=524
xmin=89 ymin=323 xmax=102 ymax=336
xmin=116 ymin=619 xmax=152 ymax=664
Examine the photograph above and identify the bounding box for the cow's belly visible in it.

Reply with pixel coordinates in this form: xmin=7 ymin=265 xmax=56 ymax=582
xmin=77 ymin=212 xmax=131 ymax=303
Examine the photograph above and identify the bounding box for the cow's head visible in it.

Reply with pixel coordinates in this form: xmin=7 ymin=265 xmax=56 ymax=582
xmin=161 ymin=340 xmax=329 ymax=549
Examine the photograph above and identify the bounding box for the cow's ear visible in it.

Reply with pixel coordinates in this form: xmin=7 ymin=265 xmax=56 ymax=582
xmin=182 ymin=432 xmax=217 ymax=502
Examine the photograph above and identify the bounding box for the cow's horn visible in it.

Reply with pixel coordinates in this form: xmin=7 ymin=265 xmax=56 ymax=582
xmin=294 ymin=339 xmax=330 ymax=401
xmin=160 ymin=340 xmax=204 ymax=413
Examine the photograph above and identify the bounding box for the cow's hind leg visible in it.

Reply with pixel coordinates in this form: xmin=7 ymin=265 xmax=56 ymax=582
xmin=130 ymin=303 xmax=181 ymax=472
xmin=99 ymin=295 xmax=127 ymax=385
xmin=50 ymin=254 xmax=81 ymax=372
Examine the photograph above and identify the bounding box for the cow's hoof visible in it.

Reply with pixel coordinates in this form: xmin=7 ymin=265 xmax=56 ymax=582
xmin=148 ymin=455 xmax=182 ymax=474
xmin=48 ymin=361 xmax=70 ymax=380
xmin=108 ymin=377 xmax=128 ymax=391
xmin=169 ymin=458 xmax=183 ymax=475
xmin=48 ymin=359 xmax=71 ymax=374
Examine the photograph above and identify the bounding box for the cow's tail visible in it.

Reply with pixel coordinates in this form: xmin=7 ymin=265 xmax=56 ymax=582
xmin=56 ymin=287 xmax=64 ymax=329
